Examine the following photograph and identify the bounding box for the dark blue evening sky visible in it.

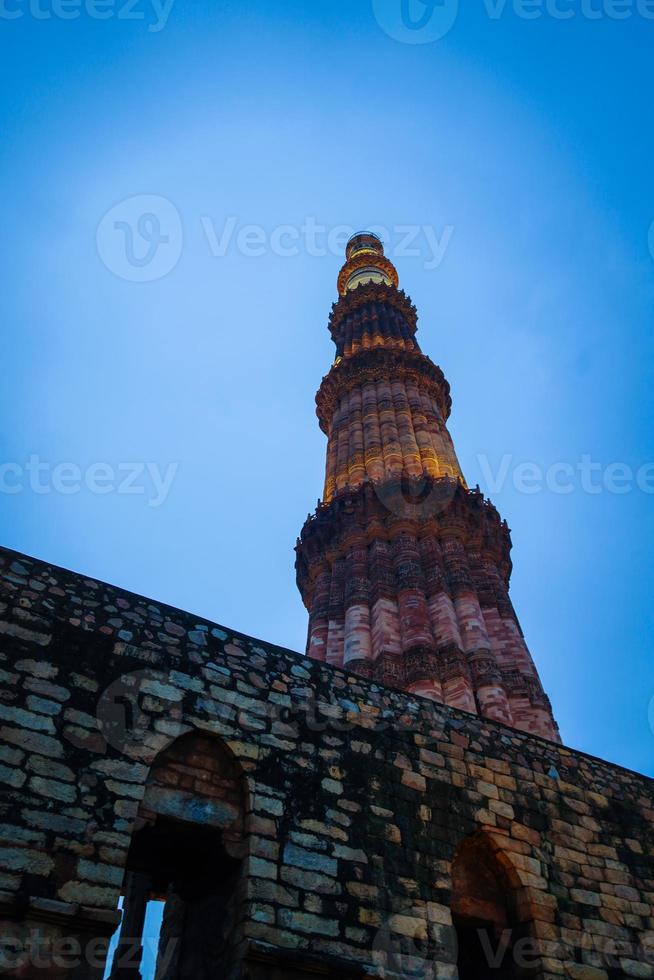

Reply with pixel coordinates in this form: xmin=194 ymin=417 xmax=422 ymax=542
xmin=1 ymin=0 xmax=653 ymax=779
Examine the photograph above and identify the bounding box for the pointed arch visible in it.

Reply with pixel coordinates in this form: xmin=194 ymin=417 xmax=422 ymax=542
xmin=107 ymin=731 xmax=249 ymax=980
xmin=451 ymin=831 xmax=542 ymax=979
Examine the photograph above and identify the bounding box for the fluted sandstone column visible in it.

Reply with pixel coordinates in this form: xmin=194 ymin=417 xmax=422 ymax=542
xmin=296 ymin=232 xmax=559 ymax=742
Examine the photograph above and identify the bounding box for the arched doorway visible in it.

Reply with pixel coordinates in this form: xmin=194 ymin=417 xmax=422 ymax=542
xmin=107 ymin=732 xmax=247 ymax=980
xmin=451 ymin=834 xmax=538 ymax=979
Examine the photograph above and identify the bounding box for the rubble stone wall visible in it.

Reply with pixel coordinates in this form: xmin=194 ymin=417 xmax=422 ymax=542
xmin=0 ymin=546 xmax=652 ymax=979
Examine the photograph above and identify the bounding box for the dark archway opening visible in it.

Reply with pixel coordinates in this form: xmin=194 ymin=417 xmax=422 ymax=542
xmin=109 ymin=815 xmax=242 ymax=980
xmin=128 ymin=815 xmax=241 ymax=904
xmin=453 ymin=915 xmax=515 ymax=979
xmin=452 ymin=835 xmax=538 ymax=980
xmin=107 ymin=732 xmax=248 ymax=980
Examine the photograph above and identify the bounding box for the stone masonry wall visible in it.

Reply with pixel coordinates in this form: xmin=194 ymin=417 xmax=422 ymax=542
xmin=0 ymin=545 xmax=652 ymax=979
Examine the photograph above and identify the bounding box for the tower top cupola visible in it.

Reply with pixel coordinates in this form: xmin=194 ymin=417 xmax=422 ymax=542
xmin=338 ymin=231 xmax=399 ymax=296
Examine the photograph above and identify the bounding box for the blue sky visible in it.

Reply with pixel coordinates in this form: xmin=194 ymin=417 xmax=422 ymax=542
xmin=1 ymin=0 xmax=653 ymax=787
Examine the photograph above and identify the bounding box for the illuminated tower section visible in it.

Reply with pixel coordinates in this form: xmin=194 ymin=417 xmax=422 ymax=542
xmin=296 ymin=232 xmax=559 ymax=742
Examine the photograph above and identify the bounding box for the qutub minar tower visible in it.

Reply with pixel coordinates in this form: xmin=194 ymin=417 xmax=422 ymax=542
xmin=296 ymin=232 xmax=558 ymax=742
